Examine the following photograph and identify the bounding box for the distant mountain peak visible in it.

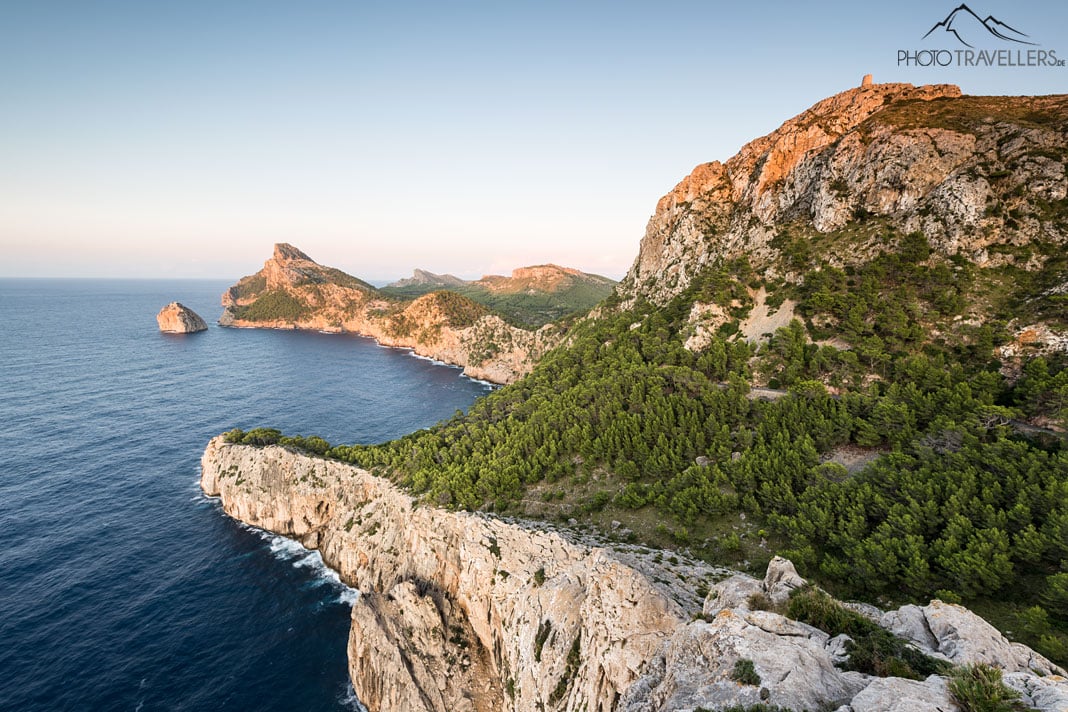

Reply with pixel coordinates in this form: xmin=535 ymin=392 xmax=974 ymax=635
xmin=476 ymin=264 xmax=614 ymax=294
xmin=388 ymin=269 xmax=467 ymax=289
xmin=922 ymin=3 xmax=1036 ymax=48
xmin=272 ymin=243 xmax=315 ymax=263
xmin=510 ymin=264 xmax=581 ymax=279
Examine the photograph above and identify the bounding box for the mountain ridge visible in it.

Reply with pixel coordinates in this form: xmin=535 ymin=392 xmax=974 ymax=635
xmin=383 ymin=263 xmax=617 ymax=326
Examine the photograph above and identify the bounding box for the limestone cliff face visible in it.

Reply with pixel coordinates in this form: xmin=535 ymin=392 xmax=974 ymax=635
xmin=156 ymin=302 xmax=208 ymax=333
xmin=200 ymin=437 xmax=705 ymax=712
xmin=219 ymin=244 xmax=561 ymax=384
xmin=621 ymin=81 xmax=1068 ymax=309
xmin=201 ymin=439 xmax=1068 ymax=712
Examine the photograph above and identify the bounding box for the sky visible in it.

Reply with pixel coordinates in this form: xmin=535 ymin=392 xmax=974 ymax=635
xmin=2 ymin=1 xmax=1066 ymax=281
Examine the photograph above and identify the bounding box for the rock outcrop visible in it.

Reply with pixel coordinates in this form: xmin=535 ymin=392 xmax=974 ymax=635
xmin=201 ymin=438 xmax=1068 ymax=712
xmin=219 ymin=244 xmax=563 ymax=384
xmin=625 ymin=561 xmax=1066 ymax=712
xmin=156 ymin=302 xmax=208 ymax=333
xmin=883 ymin=601 xmax=1063 ymax=676
xmin=619 ymin=81 xmax=1068 ymax=321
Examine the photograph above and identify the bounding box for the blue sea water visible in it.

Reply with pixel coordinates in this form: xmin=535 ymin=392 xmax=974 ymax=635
xmin=0 ymin=279 xmax=491 ymax=711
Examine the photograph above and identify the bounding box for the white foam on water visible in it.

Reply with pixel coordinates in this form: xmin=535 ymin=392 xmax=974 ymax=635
xmin=407 ymin=351 xmax=450 ymax=366
xmin=338 ymin=682 xmax=367 ymax=711
xmin=254 ymin=528 xmax=361 ymax=605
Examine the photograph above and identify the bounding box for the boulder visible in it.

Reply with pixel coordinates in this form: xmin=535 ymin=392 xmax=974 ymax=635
xmin=702 ymin=573 xmax=765 ymax=617
xmin=882 ymin=600 xmax=1066 ymax=676
xmin=156 ymin=302 xmax=208 ymax=333
xmin=1004 ymin=671 xmax=1068 ymax=711
xmin=845 ymin=675 xmax=953 ymax=712
xmin=618 ymin=608 xmax=864 ymax=712
xmin=764 ymin=555 xmax=807 ymax=606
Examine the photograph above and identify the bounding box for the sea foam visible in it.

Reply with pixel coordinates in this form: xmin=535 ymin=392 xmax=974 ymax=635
xmin=254 ymin=527 xmax=361 ymax=605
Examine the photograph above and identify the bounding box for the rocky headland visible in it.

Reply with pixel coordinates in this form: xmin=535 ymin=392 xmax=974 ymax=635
xmin=156 ymin=302 xmax=208 ymax=333
xmin=201 ymin=438 xmax=1068 ymax=711
xmin=218 ymin=244 xmax=564 ymax=384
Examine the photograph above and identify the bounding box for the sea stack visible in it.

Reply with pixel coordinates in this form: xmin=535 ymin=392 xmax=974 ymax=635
xmin=156 ymin=302 xmax=208 ymax=333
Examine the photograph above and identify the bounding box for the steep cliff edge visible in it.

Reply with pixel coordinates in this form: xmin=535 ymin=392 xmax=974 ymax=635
xmin=620 ymin=80 xmax=1068 ymax=336
xmin=219 ymin=244 xmax=563 ymax=384
xmin=201 ymin=438 xmax=1068 ymax=712
xmin=201 ymin=436 xmax=708 ymax=712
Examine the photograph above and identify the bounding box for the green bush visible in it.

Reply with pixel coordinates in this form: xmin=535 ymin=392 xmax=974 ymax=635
xmin=786 ymin=587 xmax=948 ymax=679
xmin=533 ymin=567 xmax=546 ymax=586
xmin=237 ymin=428 xmax=282 ymax=446
xmin=730 ymin=658 xmax=761 ymax=686
xmin=948 ymin=663 xmax=1028 ymax=712
xmin=233 ymin=290 xmax=309 ymax=322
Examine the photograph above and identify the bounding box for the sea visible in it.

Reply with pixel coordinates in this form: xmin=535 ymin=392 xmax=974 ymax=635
xmin=0 ymin=279 xmax=492 ymax=711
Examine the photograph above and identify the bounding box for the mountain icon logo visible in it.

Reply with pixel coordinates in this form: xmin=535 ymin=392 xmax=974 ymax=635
xmin=923 ymin=4 xmax=1036 ymax=48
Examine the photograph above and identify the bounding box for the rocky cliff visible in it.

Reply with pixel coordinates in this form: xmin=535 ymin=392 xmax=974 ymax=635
xmin=201 ymin=438 xmax=1068 ymax=712
xmin=219 ymin=244 xmax=562 ymax=384
xmin=156 ymin=302 xmax=208 ymax=333
xmin=620 ymin=80 xmax=1068 ymax=343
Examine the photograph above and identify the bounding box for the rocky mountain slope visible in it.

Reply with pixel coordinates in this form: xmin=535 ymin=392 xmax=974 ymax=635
xmin=384 ymin=264 xmax=617 ymax=327
xmin=201 ymin=438 xmax=1068 ymax=712
xmin=621 ymin=80 xmax=1067 ymax=356
xmin=219 ymin=244 xmax=562 ymax=384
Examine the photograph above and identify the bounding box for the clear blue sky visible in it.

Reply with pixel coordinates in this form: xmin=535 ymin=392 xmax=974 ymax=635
xmin=2 ymin=0 xmax=1065 ymax=280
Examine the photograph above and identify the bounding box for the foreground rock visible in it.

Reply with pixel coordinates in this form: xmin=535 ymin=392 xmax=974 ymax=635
xmin=156 ymin=302 xmax=207 ymax=333
xmin=883 ymin=600 xmax=1063 ymax=676
xmin=200 ymin=438 xmax=1068 ymax=712
xmin=630 ymin=559 xmax=1066 ymax=712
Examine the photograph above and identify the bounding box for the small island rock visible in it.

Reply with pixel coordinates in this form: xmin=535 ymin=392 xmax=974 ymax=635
xmin=157 ymin=302 xmax=208 ymax=333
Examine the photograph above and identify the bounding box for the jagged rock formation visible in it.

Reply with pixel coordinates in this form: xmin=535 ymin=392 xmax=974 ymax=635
xmin=618 ymin=80 xmax=1068 ymax=358
xmin=156 ymin=302 xmax=207 ymax=333
xmin=219 ymin=244 xmax=562 ymax=383
xmin=201 ymin=439 xmax=1068 ymax=712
